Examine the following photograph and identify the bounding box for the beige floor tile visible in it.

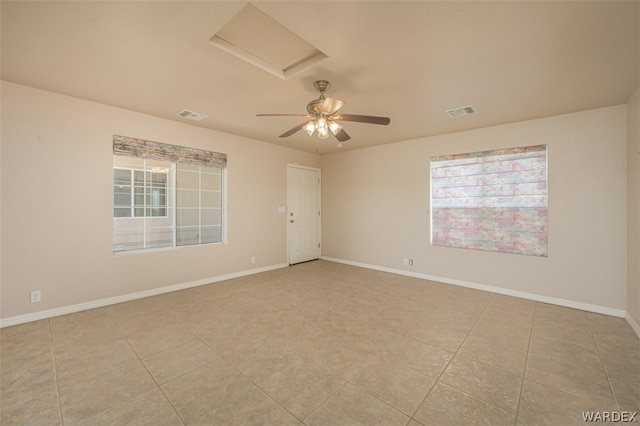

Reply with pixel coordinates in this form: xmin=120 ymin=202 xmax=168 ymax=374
xmin=477 ymin=308 xmax=534 ymax=331
xmin=424 ymin=305 xmax=483 ymax=330
xmin=142 ymin=338 xmax=220 ymax=384
xmin=594 ymin=330 xmax=640 ymax=355
xmin=190 ymin=385 xmax=302 ymax=425
xmin=1 ymin=321 xmax=53 ymax=373
xmin=414 ymin=382 xmax=514 ymax=426
xmin=125 ymin=323 xmax=197 ymax=358
xmin=304 ymin=383 xmax=410 ymax=426
xmin=0 ymin=319 xmax=50 ymax=341
xmin=77 ymin=388 xmax=181 ymax=426
xmin=488 ymin=294 xmax=536 ymax=311
xmin=225 ymin=337 xmax=302 ymax=383
xmin=528 ymin=330 xmax=598 ymax=360
xmin=531 ymin=322 xmax=596 ymax=352
xmin=58 ymin=359 xmax=157 ymax=424
xmin=465 ymin=320 xmax=531 ymax=349
xmin=534 ymin=304 xmax=590 ymax=330
xmin=351 ymin=357 xmax=437 ymax=416
xmin=112 ymin=313 xmax=179 ymax=337
xmin=0 ymin=338 xmax=53 ymax=374
xmin=1 ymin=357 xmax=54 ymax=392
xmin=0 ymin=361 xmax=61 ymax=425
xmin=197 ymin=321 xmax=270 ymax=357
xmin=50 ymin=308 xmax=123 ymax=347
xmin=381 ymin=333 xmax=453 ymax=378
xmin=53 ymin=338 xmax=139 ymax=387
xmin=457 ymin=333 xmax=528 ymax=376
xmin=524 ymin=352 xmax=614 ymax=405
xmin=408 ymin=320 xmax=470 ymax=353
xmin=310 ymin=345 xmax=378 ymax=382
xmin=162 ymin=358 xmax=255 ymax=424
xmin=594 ymin=335 xmax=640 ymax=383
xmin=587 ymin=312 xmax=637 ymax=338
xmin=440 ymin=355 xmax=522 ymax=413
xmin=609 ymin=375 xmax=640 ymax=411
xmin=256 ymin=354 xmax=349 ymax=419
xmin=518 ymin=379 xmax=614 ymax=425
xmin=1 ymin=260 xmax=637 ymax=426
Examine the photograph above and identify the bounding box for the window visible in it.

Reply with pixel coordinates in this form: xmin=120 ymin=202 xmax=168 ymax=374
xmin=430 ymin=145 xmax=547 ymax=257
xmin=113 ymin=135 xmax=227 ymax=252
xmin=113 ymin=168 xmax=168 ymax=218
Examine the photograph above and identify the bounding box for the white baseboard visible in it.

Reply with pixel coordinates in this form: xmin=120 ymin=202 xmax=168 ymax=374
xmin=626 ymin=313 xmax=640 ymax=340
xmin=0 ymin=263 xmax=288 ymax=328
xmin=5 ymin=258 xmax=636 ymax=338
xmin=320 ymin=256 xmax=627 ymax=319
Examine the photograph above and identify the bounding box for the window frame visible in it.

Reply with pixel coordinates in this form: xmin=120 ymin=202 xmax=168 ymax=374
xmin=112 ymin=135 xmax=227 ymax=253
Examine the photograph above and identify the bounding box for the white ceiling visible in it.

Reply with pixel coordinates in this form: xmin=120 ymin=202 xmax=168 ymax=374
xmin=2 ymin=1 xmax=638 ymax=154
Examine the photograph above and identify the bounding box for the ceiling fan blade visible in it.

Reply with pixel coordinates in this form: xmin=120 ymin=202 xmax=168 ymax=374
xmin=335 ymin=114 xmax=390 ymax=125
xmin=279 ymin=121 xmax=309 ymax=138
xmin=320 ymin=97 xmax=345 ymax=115
xmin=257 ymin=113 xmax=311 ymax=117
xmin=334 ymin=128 xmax=351 ymax=142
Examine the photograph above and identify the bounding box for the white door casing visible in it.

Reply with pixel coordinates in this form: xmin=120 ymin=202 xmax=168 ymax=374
xmin=287 ymin=164 xmax=321 ymax=265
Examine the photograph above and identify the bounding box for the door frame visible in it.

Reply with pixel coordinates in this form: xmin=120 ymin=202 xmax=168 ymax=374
xmin=286 ymin=163 xmax=321 ymax=265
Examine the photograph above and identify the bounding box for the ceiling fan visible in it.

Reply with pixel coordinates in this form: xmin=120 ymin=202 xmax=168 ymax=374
xmin=257 ymin=80 xmax=390 ymax=145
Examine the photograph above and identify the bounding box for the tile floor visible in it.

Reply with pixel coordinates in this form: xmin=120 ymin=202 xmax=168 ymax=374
xmin=1 ymin=260 xmax=638 ymax=425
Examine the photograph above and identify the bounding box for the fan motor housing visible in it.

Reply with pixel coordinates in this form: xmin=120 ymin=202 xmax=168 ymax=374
xmin=306 ymin=98 xmax=325 ymax=115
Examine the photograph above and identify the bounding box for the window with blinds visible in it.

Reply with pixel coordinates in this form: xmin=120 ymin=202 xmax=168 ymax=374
xmin=112 ymin=135 xmax=227 ymax=252
xmin=430 ymin=145 xmax=548 ymax=257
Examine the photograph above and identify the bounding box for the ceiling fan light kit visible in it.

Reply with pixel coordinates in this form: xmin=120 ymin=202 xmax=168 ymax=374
xmin=257 ymin=80 xmax=390 ymax=146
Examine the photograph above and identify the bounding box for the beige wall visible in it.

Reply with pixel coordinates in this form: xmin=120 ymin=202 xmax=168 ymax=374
xmin=0 ymin=80 xmax=633 ymax=322
xmin=322 ymin=106 xmax=628 ymax=311
xmin=0 ymin=81 xmax=320 ymax=320
xmin=628 ymin=86 xmax=640 ymax=325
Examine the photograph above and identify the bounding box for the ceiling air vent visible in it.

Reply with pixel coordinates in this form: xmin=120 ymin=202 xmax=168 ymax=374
xmin=177 ymin=109 xmax=208 ymax=121
xmin=447 ymin=105 xmax=476 ymax=118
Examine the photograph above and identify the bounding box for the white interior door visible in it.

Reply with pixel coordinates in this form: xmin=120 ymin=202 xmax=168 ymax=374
xmin=287 ymin=165 xmax=321 ymax=265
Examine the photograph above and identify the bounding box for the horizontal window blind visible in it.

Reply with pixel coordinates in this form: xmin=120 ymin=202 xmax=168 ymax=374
xmin=430 ymin=145 xmax=547 ymax=257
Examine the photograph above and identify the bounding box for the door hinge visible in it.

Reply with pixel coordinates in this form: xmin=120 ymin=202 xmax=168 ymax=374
xmin=318 ymin=243 xmax=321 ymax=248
xmin=318 ymin=210 xmax=321 ymax=216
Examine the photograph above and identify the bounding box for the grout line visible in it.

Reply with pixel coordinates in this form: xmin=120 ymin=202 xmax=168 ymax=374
xmin=103 ymin=308 xmax=187 ymax=425
xmin=513 ymin=301 xmax=538 ymax=425
xmin=47 ymin=319 xmax=65 ymax=426
xmin=124 ymin=339 xmax=187 ymax=425
xmin=407 ymin=304 xmax=488 ymax=422
xmin=219 ymin=343 xmax=312 ymax=424
xmin=585 ymin=313 xmax=619 ymax=410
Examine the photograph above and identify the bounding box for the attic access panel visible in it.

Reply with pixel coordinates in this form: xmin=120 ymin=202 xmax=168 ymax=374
xmin=210 ymin=4 xmax=328 ymax=79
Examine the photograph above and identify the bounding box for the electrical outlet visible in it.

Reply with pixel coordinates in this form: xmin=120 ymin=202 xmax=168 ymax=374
xmin=30 ymin=291 xmax=41 ymax=303
xmin=251 ymin=256 xmax=256 ymax=264
xmin=403 ymin=258 xmax=409 ymax=266
xmin=409 ymin=259 xmax=414 ymax=266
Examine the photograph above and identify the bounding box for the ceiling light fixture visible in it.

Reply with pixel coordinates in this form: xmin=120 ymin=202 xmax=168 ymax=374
xmin=303 ymin=115 xmax=343 ymax=140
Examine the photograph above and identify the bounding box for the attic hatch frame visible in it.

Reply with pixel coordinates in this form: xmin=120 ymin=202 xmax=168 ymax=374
xmin=209 ymin=4 xmax=328 ymax=80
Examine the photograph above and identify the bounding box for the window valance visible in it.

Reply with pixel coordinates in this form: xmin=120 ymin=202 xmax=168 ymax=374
xmin=113 ymin=135 xmax=227 ymax=168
